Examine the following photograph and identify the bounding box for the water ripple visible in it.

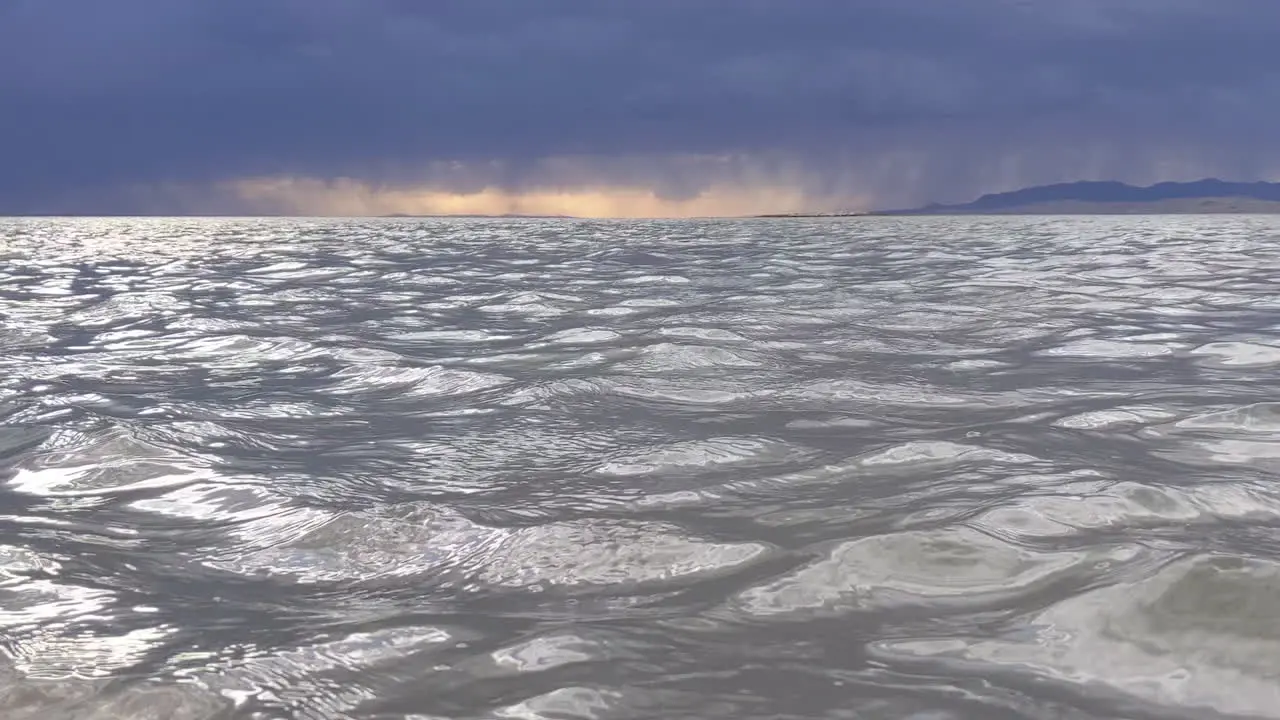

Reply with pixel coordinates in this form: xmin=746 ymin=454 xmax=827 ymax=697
xmin=3 ymin=215 xmax=1280 ymax=718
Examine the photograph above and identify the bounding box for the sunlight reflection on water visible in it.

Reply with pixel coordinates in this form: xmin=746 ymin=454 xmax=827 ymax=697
xmin=3 ymin=215 xmax=1280 ymax=718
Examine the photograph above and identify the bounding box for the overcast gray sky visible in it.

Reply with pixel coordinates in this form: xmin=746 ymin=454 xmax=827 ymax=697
xmin=3 ymin=0 xmax=1278 ymax=215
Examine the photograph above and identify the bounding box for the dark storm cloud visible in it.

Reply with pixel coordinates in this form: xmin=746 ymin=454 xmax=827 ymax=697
xmin=2 ymin=0 xmax=1279 ymax=212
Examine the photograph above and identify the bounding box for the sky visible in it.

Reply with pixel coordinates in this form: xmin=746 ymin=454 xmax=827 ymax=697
xmin=2 ymin=0 xmax=1278 ymax=217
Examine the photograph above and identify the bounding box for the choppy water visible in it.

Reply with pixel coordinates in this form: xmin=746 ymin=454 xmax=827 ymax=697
xmin=4 ymin=216 xmax=1280 ymax=719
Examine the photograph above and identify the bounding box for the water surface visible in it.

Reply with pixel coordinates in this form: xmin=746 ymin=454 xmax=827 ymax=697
xmin=3 ymin=216 xmax=1280 ymax=719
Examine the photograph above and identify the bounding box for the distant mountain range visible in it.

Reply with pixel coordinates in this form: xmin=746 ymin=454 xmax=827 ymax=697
xmin=872 ymin=179 xmax=1280 ymax=215
xmin=377 ymin=179 xmax=1280 ymax=219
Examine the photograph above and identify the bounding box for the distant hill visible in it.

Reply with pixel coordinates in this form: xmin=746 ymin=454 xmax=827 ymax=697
xmin=873 ymin=179 xmax=1280 ymax=215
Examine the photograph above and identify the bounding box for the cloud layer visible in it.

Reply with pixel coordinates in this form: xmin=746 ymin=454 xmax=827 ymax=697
xmin=3 ymin=1 xmax=1279 ymax=215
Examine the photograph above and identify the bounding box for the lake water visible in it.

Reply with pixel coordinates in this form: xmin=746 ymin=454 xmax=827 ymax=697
xmin=3 ymin=216 xmax=1280 ymax=719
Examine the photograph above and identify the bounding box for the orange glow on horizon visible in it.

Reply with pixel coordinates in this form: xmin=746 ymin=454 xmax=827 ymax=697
xmin=225 ymin=176 xmax=866 ymax=218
